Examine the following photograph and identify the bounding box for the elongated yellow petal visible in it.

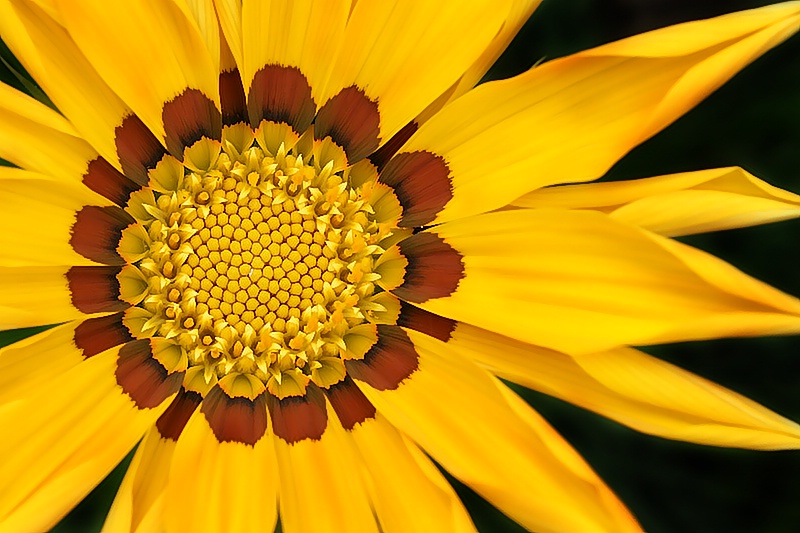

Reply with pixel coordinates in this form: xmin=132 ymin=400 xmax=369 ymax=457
xmin=57 ymin=0 xmax=219 ymax=141
xmin=240 ymin=0 xmax=350 ymax=101
xmin=275 ymin=407 xmax=379 ymax=533
xmin=177 ymin=0 xmax=222 ymax=73
xmin=0 ymin=0 xmax=128 ymax=167
xmin=513 ymin=167 xmax=800 ymax=236
xmin=213 ymin=0 xmax=243 ymax=69
xmin=321 ymin=0 xmax=512 ymax=143
xmin=412 ymin=209 xmax=800 ymax=355
xmin=358 ymin=329 xmax=641 ymax=533
xmin=416 ymin=0 xmax=543 ymax=125
xmin=164 ymin=411 xmax=277 ymax=533
xmin=350 ymin=415 xmax=477 ymax=533
xmin=0 ymin=81 xmax=95 ymax=180
xmin=102 ymin=429 xmax=171 ymax=533
xmin=0 ymin=169 xmax=109 ymax=267
xmin=400 ymin=3 xmax=800 ymax=224
xmin=0 ymin=266 xmax=86 ymax=328
xmin=444 ymin=321 xmax=800 ymax=449
xmin=0 ymin=347 xmax=171 ymax=533
xmin=0 ymin=315 xmax=131 ymax=405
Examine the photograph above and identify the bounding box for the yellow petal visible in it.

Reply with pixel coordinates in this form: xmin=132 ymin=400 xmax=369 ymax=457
xmin=321 ymin=0 xmax=512 ymax=143
xmin=414 ymin=209 xmax=800 ymax=355
xmin=0 ymin=266 xmax=87 ymax=328
xmin=0 ymin=315 xmax=130 ymax=405
xmin=164 ymin=410 xmax=278 ymax=533
xmin=513 ymin=167 xmax=800 ymax=236
xmin=447 ymin=321 xmax=800 ymax=449
xmin=178 ymin=0 xmax=222 ymax=73
xmin=102 ymin=429 xmax=172 ymax=533
xmin=57 ymin=0 xmax=220 ymax=141
xmin=358 ymin=329 xmax=641 ymax=533
xmin=240 ymin=0 xmax=350 ymax=101
xmin=400 ymin=3 xmax=800 ymax=224
xmin=0 ymin=169 xmax=109 ymax=267
xmin=0 ymin=81 xmax=96 ymax=180
xmin=0 ymin=346 xmax=171 ymax=533
xmin=213 ymin=0 xmax=244 ymax=69
xmin=416 ymin=0 xmax=543 ymax=125
xmin=350 ymin=415 xmax=477 ymax=533
xmin=0 ymin=0 xmax=128 ymax=167
xmin=275 ymin=406 xmax=379 ymax=533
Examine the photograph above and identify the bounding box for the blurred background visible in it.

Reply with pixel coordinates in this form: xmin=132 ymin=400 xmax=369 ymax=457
xmin=2 ymin=1 xmax=800 ymax=531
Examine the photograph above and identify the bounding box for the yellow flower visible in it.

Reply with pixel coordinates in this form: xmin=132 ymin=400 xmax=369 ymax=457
xmin=2 ymin=1 xmax=800 ymax=532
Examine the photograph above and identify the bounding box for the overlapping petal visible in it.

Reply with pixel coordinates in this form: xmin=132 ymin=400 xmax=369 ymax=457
xmin=396 ymin=3 xmax=800 ymax=224
xmin=435 ymin=321 xmax=800 ymax=449
xmin=0 ymin=82 xmax=96 ymax=179
xmin=0 ymin=347 xmax=173 ymax=533
xmin=408 ymin=209 xmax=800 ymax=355
xmin=358 ymin=329 xmax=642 ymax=533
xmin=0 ymin=0 xmax=129 ymax=166
xmin=513 ymin=167 xmax=800 ymax=236
xmin=57 ymin=0 xmax=220 ymax=142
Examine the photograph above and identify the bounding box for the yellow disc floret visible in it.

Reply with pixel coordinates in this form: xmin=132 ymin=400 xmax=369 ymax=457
xmin=118 ymin=122 xmax=404 ymax=399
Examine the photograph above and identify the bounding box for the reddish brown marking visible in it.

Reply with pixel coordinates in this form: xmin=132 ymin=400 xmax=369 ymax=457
xmin=156 ymin=388 xmax=203 ymax=441
xmin=162 ymin=89 xmax=222 ymax=158
xmin=70 ymin=206 xmax=133 ymax=265
xmin=247 ymin=65 xmax=316 ymax=134
xmin=73 ymin=312 xmax=133 ymax=358
xmin=202 ymin=385 xmax=269 ymax=445
xmin=346 ymin=325 xmax=418 ymax=390
xmin=116 ymin=339 xmax=184 ymax=409
xmin=314 ymin=86 xmax=380 ymax=163
xmin=115 ymin=114 xmax=167 ymax=186
xmin=379 ymin=151 xmax=453 ymax=227
xmin=393 ymin=233 xmax=463 ymax=304
xmin=397 ymin=302 xmax=456 ymax=342
xmin=66 ymin=266 xmax=128 ymax=314
xmin=220 ymin=69 xmax=248 ymax=126
xmin=267 ymin=385 xmax=328 ymax=444
xmin=323 ymin=376 xmax=376 ymax=430
xmin=369 ymin=121 xmax=418 ymax=171
xmin=82 ymin=157 xmax=142 ymax=206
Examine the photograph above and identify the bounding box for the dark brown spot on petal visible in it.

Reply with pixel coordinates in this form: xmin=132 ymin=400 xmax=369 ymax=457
xmin=115 ymin=114 xmax=167 ymax=186
xmin=323 ymin=376 xmax=376 ymax=431
xmin=393 ymin=233 xmax=463 ymax=304
xmin=220 ymin=69 xmax=248 ymax=126
xmin=247 ymin=65 xmax=316 ymax=134
xmin=379 ymin=151 xmax=452 ymax=228
xmin=346 ymin=325 xmax=418 ymax=390
xmin=202 ymin=385 xmax=268 ymax=445
xmin=315 ymin=86 xmax=380 ymax=164
xmin=397 ymin=302 xmax=456 ymax=342
xmin=82 ymin=157 xmax=142 ymax=206
xmin=70 ymin=206 xmax=133 ymax=265
xmin=267 ymin=385 xmax=327 ymax=444
xmin=66 ymin=265 xmax=128 ymax=314
xmin=116 ymin=339 xmax=184 ymax=409
xmin=73 ymin=312 xmax=133 ymax=358
xmin=162 ymin=89 xmax=222 ymax=158
xmin=369 ymin=121 xmax=418 ymax=171
xmin=156 ymin=388 xmax=203 ymax=441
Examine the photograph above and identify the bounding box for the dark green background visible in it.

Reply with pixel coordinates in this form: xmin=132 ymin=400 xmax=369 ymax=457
xmin=2 ymin=1 xmax=800 ymax=531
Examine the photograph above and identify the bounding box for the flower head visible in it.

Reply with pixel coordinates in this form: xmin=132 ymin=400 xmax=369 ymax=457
xmin=2 ymin=1 xmax=800 ymax=532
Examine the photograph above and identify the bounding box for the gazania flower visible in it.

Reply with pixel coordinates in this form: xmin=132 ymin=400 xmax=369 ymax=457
xmin=4 ymin=1 xmax=800 ymax=532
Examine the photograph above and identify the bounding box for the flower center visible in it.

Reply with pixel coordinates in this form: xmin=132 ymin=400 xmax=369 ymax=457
xmin=118 ymin=123 xmax=404 ymax=400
